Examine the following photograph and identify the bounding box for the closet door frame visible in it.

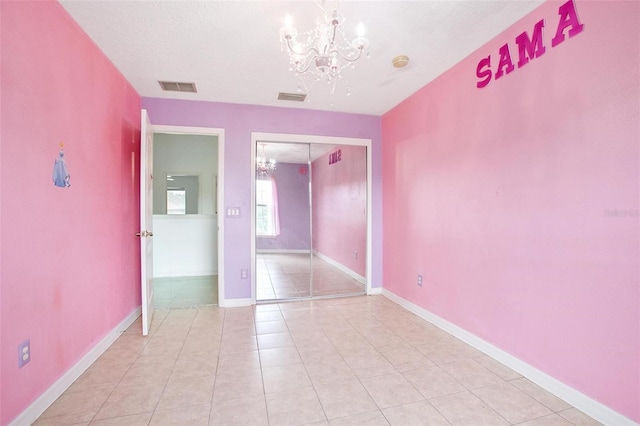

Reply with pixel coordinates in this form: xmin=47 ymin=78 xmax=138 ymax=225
xmin=250 ymin=132 xmax=372 ymax=305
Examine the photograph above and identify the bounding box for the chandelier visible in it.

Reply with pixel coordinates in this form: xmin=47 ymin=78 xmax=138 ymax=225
xmin=256 ymin=144 xmax=277 ymax=178
xmin=279 ymin=0 xmax=369 ymax=96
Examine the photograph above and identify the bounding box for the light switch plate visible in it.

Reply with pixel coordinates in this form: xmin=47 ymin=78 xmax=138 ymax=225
xmin=226 ymin=207 xmax=241 ymax=218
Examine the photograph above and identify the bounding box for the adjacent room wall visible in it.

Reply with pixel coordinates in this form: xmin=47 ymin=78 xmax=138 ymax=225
xmin=256 ymin=163 xmax=311 ymax=251
xmin=153 ymin=215 xmax=218 ymax=277
xmin=312 ymin=145 xmax=367 ymax=277
xmin=152 ymin=133 xmax=218 ymax=215
xmin=142 ymin=98 xmax=382 ymax=299
xmin=0 ymin=2 xmax=141 ymax=424
xmin=151 ymin=133 xmax=219 ymax=277
xmin=382 ymin=0 xmax=639 ymax=421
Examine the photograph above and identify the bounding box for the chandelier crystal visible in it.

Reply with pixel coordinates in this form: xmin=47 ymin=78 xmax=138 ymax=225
xmin=279 ymin=0 xmax=369 ymax=97
xmin=256 ymin=144 xmax=277 ymax=178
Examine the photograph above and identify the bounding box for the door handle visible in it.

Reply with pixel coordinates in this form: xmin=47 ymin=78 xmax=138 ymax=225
xmin=135 ymin=231 xmax=154 ymax=237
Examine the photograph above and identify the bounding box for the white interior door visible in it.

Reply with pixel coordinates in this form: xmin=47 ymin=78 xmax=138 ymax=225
xmin=140 ymin=109 xmax=154 ymax=335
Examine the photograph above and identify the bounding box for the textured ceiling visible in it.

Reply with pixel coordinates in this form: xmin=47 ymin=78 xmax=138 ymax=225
xmin=59 ymin=0 xmax=544 ymax=116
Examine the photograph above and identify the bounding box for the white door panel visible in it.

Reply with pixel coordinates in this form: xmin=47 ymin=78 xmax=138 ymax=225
xmin=140 ymin=110 xmax=154 ymax=336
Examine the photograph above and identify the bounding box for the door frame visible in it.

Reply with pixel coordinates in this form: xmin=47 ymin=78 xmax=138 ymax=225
xmin=250 ymin=132 xmax=373 ymax=304
xmin=140 ymin=110 xmax=154 ymax=335
xmin=151 ymin=124 xmax=226 ymax=306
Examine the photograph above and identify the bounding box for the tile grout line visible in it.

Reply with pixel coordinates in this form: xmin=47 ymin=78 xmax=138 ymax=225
xmin=85 ymin=309 xmax=170 ymax=425
xmin=252 ymin=306 xmax=273 ymax=426
xmin=146 ymin=308 xmax=194 ymax=423
xmin=207 ymin=305 xmax=228 ymax=426
xmin=33 ymin=297 xmax=599 ymax=426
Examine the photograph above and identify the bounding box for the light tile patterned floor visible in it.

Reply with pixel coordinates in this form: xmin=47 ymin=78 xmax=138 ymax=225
xmin=257 ymin=253 xmax=365 ymax=301
xmin=154 ymin=275 xmax=218 ymax=308
xmin=34 ymin=296 xmax=601 ymax=426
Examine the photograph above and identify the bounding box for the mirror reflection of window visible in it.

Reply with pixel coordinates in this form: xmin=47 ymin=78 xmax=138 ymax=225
xmin=167 ymin=188 xmax=186 ymax=215
xmin=256 ymin=178 xmax=280 ymax=236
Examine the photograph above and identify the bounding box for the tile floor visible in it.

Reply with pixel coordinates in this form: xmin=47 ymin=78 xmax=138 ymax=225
xmin=257 ymin=253 xmax=365 ymax=301
xmin=154 ymin=276 xmax=218 ymax=308
xmin=34 ymin=296 xmax=601 ymax=426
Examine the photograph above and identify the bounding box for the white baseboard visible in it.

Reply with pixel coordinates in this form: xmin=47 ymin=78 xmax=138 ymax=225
xmin=381 ymin=289 xmax=637 ymax=426
xmin=220 ymin=298 xmax=252 ymax=308
xmin=256 ymin=249 xmax=310 ymax=254
xmin=9 ymin=307 xmax=142 ymax=426
xmin=313 ymin=251 xmax=366 ymax=284
xmin=153 ymin=271 xmax=218 ymax=279
xmin=368 ymin=287 xmax=383 ymax=295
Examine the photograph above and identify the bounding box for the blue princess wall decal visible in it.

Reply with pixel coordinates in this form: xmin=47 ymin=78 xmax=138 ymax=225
xmin=52 ymin=143 xmax=70 ymax=188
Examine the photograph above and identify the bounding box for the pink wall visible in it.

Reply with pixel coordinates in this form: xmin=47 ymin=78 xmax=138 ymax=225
xmin=312 ymin=145 xmax=367 ymax=277
xmin=142 ymin=98 xmax=382 ymax=298
xmin=382 ymin=0 xmax=639 ymax=421
xmin=0 ymin=2 xmax=141 ymax=424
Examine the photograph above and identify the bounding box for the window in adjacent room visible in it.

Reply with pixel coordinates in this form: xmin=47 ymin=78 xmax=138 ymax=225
xmin=167 ymin=188 xmax=187 ymax=215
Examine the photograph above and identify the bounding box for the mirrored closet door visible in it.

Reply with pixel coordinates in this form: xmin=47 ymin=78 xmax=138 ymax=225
xmin=255 ymin=141 xmax=367 ymax=302
xmin=255 ymin=142 xmax=312 ymax=300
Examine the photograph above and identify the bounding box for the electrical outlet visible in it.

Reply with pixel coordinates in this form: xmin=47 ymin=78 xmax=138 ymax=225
xmin=354 ymin=251 xmax=358 ymax=260
xmin=417 ymin=274 xmax=423 ymax=287
xmin=18 ymin=339 xmax=30 ymax=368
xmin=241 ymin=269 xmax=249 ymax=279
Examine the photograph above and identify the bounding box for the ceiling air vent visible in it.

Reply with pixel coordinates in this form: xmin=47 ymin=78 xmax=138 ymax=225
xmin=158 ymin=81 xmax=197 ymax=93
xmin=278 ymin=92 xmax=307 ymax=102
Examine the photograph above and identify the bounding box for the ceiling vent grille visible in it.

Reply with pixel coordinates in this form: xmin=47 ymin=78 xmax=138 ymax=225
xmin=158 ymin=81 xmax=197 ymax=93
xmin=278 ymin=92 xmax=307 ymax=102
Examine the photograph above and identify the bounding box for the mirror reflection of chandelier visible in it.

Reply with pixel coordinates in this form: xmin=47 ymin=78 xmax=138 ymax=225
xmin=257 ymin=144 xmax=277 ymax=178
xmin=279 ymin=0 xmax=369 ymax=96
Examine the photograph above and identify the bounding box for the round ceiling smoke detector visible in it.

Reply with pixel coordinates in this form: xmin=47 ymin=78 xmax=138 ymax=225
xmin=392 ymin=55 xmax=409 ymax=68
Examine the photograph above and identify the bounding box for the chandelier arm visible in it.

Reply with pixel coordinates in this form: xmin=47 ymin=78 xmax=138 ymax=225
xmin=296 ymin=56 xmax=319 ymax=74
xmin=329 ymin=47 xmax=364 ymax=63
xmin=285 ymin=37 xmax=320 ymax=58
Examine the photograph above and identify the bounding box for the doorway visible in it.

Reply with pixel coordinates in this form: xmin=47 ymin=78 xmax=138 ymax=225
xmin=251 ymin=132 xmax=372 ymax=303
xmin=150 ymin=126 xmax=225 ymax=309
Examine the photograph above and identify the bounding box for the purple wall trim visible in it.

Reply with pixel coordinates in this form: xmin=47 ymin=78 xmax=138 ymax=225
xmin=141 ymin=98 xmax=382 ymax=298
